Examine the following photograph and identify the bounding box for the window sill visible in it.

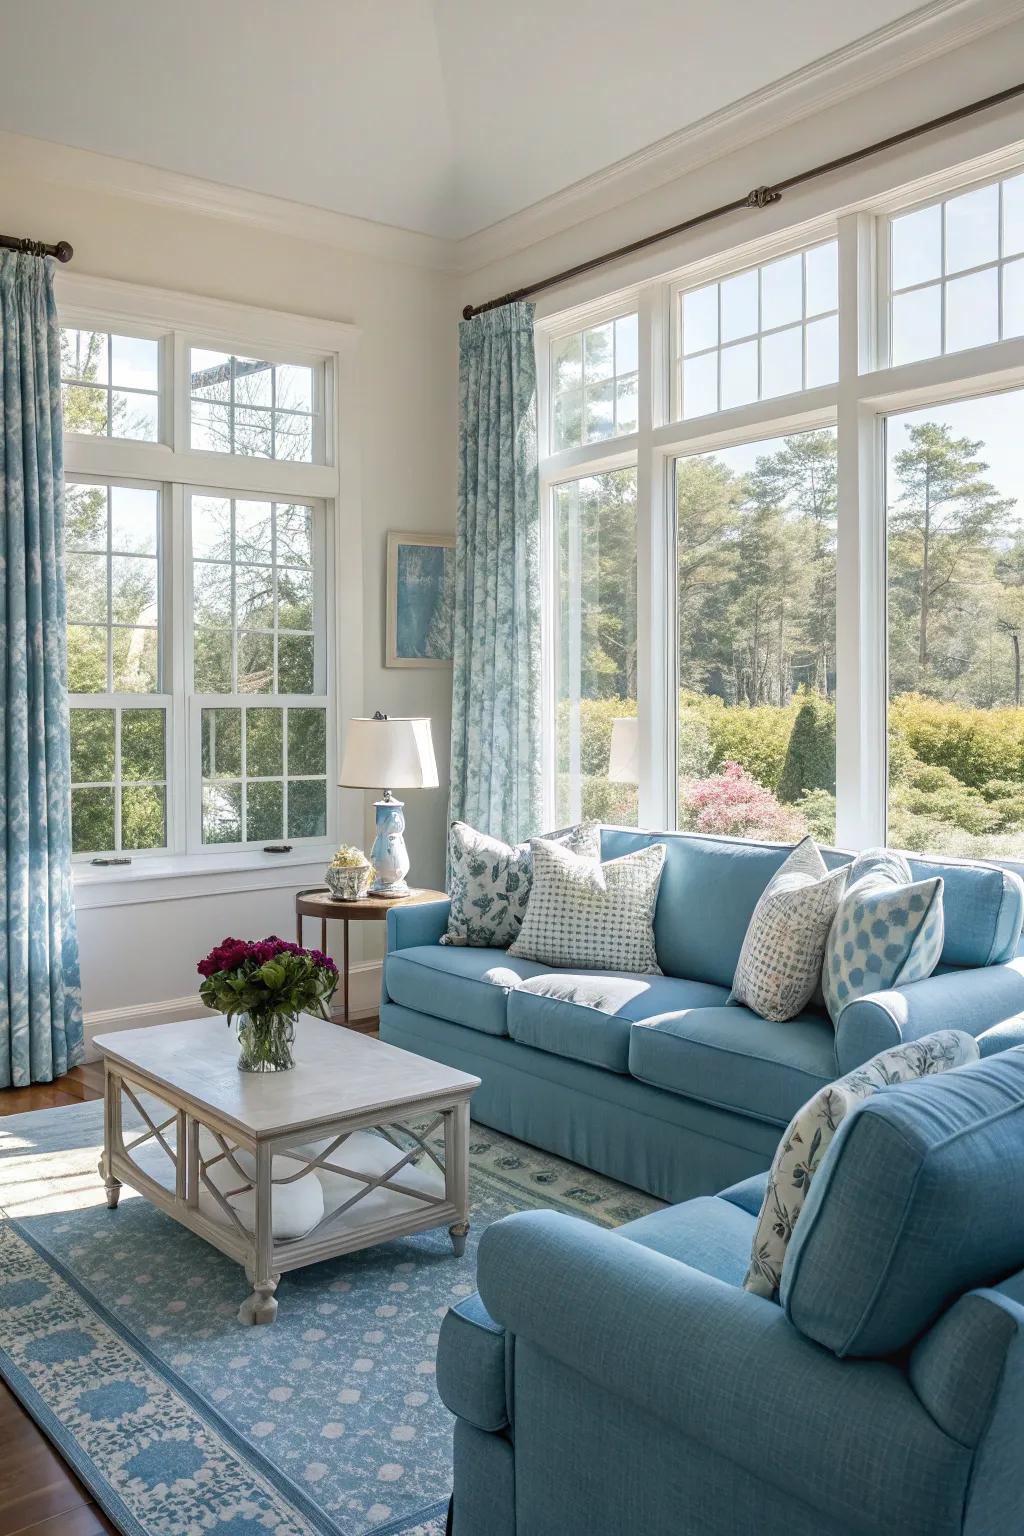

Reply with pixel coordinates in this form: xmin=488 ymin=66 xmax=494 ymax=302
xmin=73 ymin=843 xmax=334 ymax=910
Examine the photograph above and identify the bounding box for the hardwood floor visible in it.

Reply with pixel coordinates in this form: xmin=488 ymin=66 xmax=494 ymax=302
xmin=0 ymin=1019 xmax=377 ymax=1534
xmin=0 ymin=1064 xmax=114 ymax=1535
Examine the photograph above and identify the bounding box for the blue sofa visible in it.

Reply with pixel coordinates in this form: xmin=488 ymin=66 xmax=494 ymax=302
xmin=437 ymin=1045 xmax=1024 ymax=1536
xmin=381 ymin=828 xmax=1024 ymax=1202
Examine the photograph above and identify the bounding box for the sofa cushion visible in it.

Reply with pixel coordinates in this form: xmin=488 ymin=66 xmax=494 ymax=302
xmin=383 ymin=945 xmax=548 ymax=1035
xmin=616 ymin=1196 xmax=756 ymax=1286
xmin=601 ymin=829 xmax=793 ymax=987
xmin=718 ymin=1170 xmax=770 ymax=1216
xmin=628 ymin=1005 xmax=838 ymax=1127
xmin=507 ymin=974 xmax=729 ymax=1074
xmin=781 ymin=1046 xmax=1024 ymax=1357
xmin=598 ymin=828 xmax=1024 ymax=983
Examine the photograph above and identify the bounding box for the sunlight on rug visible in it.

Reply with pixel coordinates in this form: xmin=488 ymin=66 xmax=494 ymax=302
xmin=0 ymin=1099 xmax=660 ymax=1536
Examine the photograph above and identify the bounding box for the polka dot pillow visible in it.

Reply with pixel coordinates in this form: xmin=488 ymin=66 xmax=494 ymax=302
xmin=822 ymin=848 xmax=944 ymax=1025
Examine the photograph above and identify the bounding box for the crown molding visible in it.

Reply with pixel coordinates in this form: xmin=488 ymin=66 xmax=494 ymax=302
xmin=456 ymin=0 xmax=1024 ymax=274
xmin=0 ymin=129 xmax=459 ymax=273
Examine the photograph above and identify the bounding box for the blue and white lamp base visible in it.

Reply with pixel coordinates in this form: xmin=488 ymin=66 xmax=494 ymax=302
xmin=369 ymin=793 xmax=412 ymax=897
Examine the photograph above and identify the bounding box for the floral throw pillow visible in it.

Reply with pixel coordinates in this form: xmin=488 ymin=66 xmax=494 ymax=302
xmin=743 ymin=1029 xmax=979 ymax=1300
xmin=822 ymin=848 xmax=944 ymax=1025
xmin=509 ymin=838 xmax=666 ymax=973
xmin=442 ymin=821 xmax=600 ymax=949
xmin=729 ymin=837 xmax=848 ymax=1022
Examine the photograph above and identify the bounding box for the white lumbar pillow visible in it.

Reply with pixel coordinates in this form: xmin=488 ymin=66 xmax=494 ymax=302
xmin=729 ymin=836 xmax=848 ymax=1022
xmin=293 ymin=1128 xmax=445 ymax=1234
xmin=743 ymin=1030 xmax=980 ymax=1300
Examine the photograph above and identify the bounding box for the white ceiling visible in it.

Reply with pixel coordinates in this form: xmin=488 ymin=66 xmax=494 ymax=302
xmin=0 ymin=0 xmax=934 ymax=239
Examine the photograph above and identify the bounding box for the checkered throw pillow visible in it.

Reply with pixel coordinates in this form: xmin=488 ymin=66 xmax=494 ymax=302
xmin=729 ymin=837 xmax=848 ymax=1022
xmin=509 ymin=838 xmax=666 ymax=973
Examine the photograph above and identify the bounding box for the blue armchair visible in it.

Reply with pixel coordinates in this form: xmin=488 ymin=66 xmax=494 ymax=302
xmin=438 ymin=1047 xmax=1024 ymax=1535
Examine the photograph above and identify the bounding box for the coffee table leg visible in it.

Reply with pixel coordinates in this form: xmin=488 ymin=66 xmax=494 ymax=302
xmin=239 ymin=1143 xmax=279 ymax=1325
xmin=98 ymin=1065 xmax=122 ymax=1210
xmin=445 ymin=1099 xmax=470 ymax=1257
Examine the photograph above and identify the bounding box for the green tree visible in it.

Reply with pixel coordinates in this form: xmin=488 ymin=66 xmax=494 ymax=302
xmin=889 ymin=423 xmax=1013 ymax=691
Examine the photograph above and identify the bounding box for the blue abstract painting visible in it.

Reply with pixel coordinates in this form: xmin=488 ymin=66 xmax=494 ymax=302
xmin=388 ymin=533 xmax=454 ymax=665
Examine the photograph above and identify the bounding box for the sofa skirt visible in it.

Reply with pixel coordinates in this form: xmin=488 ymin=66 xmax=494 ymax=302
xmin=379 ymin=1003 xmax=777 ymax=1203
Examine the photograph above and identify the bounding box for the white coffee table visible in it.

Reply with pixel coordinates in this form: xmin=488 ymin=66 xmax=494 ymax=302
xmin=93 ymin=1015 xmax=480 ymax=1325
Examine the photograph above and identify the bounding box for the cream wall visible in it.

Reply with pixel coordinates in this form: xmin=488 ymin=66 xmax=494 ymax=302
xmin=0 ymin=146 xmax=460 ymax=1037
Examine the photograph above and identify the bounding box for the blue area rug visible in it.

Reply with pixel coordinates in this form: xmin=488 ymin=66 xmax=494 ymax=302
xmin=0 ymin=1099 xmax=658 ymax=1536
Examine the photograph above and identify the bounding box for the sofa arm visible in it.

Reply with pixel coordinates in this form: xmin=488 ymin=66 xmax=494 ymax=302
xmin=835 ymin=958 xmax=1024 ymax=1073
xmin=478 ymin=1211 xmax=965 ymax=1534
xmin=386 ymin=897 xmax=450 ymax=953
xmin=436 ymin=1292 xmax=510 ymax=1433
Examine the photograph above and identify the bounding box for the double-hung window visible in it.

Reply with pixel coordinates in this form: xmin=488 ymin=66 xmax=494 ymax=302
xmin=539 ymin=149 xmax=1024 ymax=860
xmin=60 ymin=296 xmax=347 ymax=869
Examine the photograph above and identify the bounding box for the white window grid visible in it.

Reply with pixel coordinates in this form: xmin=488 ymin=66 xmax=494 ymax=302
xmin=60 ymin=327 xmax=161 ymax=443
xmin=882 ymin=169 xmax=1024 ymax=365
xmin=188 ymin=347 xmax=325 ymax=464
xmin=536 ymin=148 xmax=1024 ymax=853
xmin=69 ymin=699 xmax=170 ymax=856
xmin=548 ymin=311 xmax=640 ymax=452
xmin=187 ymin=491 xmax=323 ymax=696
xmin=676 ymin=238 xmax=839 ymax=421
xmin=192 ymin=699 xmax=330 ymax=849
xmin=59 ymin=306 xmax=341 ymax=866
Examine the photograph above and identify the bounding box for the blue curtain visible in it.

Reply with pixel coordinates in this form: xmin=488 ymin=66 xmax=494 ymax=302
xmin=1 ymin=251 xmax=83 ymax=1085
xmin=450 ymin=302 xmax=542 ymax=847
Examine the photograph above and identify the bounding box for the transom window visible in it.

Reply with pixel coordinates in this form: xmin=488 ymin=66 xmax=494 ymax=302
xmin=61 ymin=328 xmax=159 ymax=441
xmin=60 ymin=304 xmax=338 ymax=865
xmin=550 ymin=313 xmax=638 ymax=450
xmin=888 ymin=172 xmax=1024 ymax=364
xmin=189 ymin=349 xmax=318 ymax=461
xmin=678 ymin=240 xmax=838 ymax=419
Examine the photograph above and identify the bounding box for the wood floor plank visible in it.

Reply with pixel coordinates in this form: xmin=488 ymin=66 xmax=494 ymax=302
xmin=9 ymin=1505 xmax=115 ymax=1536
xmin=0 ymin=1073 xmax=106 ymax=1528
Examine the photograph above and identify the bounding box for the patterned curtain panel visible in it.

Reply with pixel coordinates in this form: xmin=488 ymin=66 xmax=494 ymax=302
xmin=450 ymin=301 xmax=542 ymax=847
xmin=0 ymin=251 xmax=83 ymax=1085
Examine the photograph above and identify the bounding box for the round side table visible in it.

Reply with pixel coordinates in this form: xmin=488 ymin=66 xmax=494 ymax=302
xmin=295 ymin=886 xmax=447 ymax=1024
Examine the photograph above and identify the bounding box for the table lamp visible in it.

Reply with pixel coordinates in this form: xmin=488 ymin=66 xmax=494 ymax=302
xmin=607 ymin=716 xmax=640 ymax=784
xmin=339 ymin=713 xmax=439 ymax=896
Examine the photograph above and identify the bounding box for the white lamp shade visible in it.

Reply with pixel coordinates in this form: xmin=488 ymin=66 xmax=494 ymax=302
xmin=607 ymin=716 xmax=640 ymax=784
xmin=339 ymin=716 xmax=439 ymax=790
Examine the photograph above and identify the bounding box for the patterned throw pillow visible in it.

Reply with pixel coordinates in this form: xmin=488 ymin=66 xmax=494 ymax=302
xmin=743 ymin=1029 xmax=979 ymax=1300
xmin=442 ymin=821 xmax=600 ymax=948
xmin=729 ymin=837 xmax=848 ymax=1022
xmin=822 ymin=848 xmax=944 ymax=1025
xmin=509 ymin=838 xmax=666 ymax=973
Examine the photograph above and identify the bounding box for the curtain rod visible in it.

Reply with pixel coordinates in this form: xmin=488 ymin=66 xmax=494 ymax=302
xmin=462 ymin=80 xmax=1024 ymax=320
xmin=0 ymin=233 xmax=73 ymax=262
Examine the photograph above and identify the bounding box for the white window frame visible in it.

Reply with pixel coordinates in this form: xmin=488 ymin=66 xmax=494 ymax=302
xmin=58 ymin=273 xmax=362 ymax=902
xmin=537 ymin=147 xmax=1024 ymax=852
xmin=878 ymin=165 xmax=1024 ymax=368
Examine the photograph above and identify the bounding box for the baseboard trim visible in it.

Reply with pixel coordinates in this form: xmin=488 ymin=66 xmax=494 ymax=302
xmin=82 ymin=961 xmax=383 ymax=1060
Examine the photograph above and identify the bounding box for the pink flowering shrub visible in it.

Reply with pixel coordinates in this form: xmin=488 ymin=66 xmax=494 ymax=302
xmin=680 ymin=761 xmax=806 ymax=841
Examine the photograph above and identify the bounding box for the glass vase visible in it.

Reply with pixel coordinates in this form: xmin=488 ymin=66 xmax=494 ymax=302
xmin=236 ymin=1011 xmax=296 ymax=1073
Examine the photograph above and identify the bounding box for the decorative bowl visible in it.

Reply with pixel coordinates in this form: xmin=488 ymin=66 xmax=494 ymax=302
xmin=325 ymin=862 xmax=371 ymax=901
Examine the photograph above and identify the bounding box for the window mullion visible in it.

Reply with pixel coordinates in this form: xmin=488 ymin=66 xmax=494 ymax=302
xmin=836 ymin=211 xmax=886 ymax=851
